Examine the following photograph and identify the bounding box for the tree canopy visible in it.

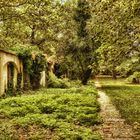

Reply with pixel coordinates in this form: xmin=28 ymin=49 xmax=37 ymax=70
xmin=0 ymin=0 xmax=140 ymax=83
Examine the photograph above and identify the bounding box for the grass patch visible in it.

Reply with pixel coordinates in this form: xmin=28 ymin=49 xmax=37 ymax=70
xmin=0 ymin=83 xmax=101 ymax=140
xmin=98 ymin=78 xmax=140 ymax=137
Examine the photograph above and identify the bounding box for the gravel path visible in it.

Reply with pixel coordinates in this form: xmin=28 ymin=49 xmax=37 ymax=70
xmin=95 ymin=81 xmax=135 ymax=140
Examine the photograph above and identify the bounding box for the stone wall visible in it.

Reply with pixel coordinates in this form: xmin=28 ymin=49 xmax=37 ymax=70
xmin=0 ymin=49 xmax=23 ymax=96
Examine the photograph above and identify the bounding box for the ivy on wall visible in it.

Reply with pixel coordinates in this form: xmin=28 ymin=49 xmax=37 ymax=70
xmin=17 ymin=48 xmax=47 ymax=90
xmin=30 ymin=53 xmax=47 ymax=89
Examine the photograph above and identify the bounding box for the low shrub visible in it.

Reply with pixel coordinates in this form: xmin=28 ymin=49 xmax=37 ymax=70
xmin=56 ymin=122 xmax=100 ymax=140
xmin=126 ymin=72 xmax=140 ymax=84
xmin=77 ymin=113 xmax=100 ymax=126
xmin=47 ymin=72 xmax=70 ymax=88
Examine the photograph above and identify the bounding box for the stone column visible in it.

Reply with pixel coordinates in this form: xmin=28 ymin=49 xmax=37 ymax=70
xmin=40 ymin=71 xmax=46 ymax=87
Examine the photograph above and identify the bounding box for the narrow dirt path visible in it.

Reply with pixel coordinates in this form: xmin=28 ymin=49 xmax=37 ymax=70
xmin=95 ymin=81 xmax=135 ymax=140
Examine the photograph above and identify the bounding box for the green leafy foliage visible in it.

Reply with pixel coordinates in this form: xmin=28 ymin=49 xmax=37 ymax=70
xmin=0 ymin=84 xmax=101 ymax=139
xmin=97 ymin=44 xmax=120 ymax=79
xmin=30 ymin=53 xmax=47 ymax=89
xmin=47 ymin=72 xmax=70 ymax=88
xmin=13 ymin=46 xmax=47 ymax=90
xmin=0 ymin=0 xmax=65 ymax=52
xmin=0 ymin=0 xmax=140 ymax=82
xmin=126 ymin=72 xmax=140 ymax=84
xmin=87 ymin=0 xmax=140 ymax=79
xmin=116 ymin=54 xmax=140 ymax=78
xmin=58 ymin=0 xmax=99 ymax=84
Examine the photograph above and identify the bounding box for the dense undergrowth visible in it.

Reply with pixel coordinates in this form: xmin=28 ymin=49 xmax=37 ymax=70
xmin=0 ymin=82 xmax=101 ymax=140
xmin=98 ymin=78 xmax=140 ymax=138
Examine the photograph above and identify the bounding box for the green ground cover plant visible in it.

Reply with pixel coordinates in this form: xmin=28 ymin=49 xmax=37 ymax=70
xmin=47 ymin=72 xmax=70 ymax=88
xmin=98 ymin=78 xmax=140 ymax=137
xmin=0 ymin=83 xmax=101 ymax=140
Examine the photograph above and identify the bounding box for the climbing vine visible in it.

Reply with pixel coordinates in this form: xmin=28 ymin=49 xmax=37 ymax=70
xmin=18 ymin=48 xmax=47 ymax=90
xmin=30 ymin=53 xmax=47 ymax=89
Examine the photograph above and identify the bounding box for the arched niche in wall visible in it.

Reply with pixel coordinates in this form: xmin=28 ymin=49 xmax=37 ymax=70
xmin=3 ymin=61 xmax=19 ymax=93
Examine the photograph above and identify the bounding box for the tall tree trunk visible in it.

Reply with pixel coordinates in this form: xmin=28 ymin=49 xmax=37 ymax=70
xmin=112 ymin=69 xmax=117 ymax=79
xmin=82 ymin=68 xmax=92 ymax=85
xmin=77 ymin=55 xmax=85 ymax=77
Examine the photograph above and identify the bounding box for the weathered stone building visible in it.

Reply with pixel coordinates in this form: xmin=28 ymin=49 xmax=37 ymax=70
xmin=0 ymin=49 xmax=23 ymax=96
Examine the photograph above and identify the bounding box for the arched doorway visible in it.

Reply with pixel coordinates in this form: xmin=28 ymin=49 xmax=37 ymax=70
xmin=3 ymin=62 xmax=18 ymax=95
xmin=0 ymin=50 xmax=23 ymax=96
xmin=7 ymin=62 xmax=15 ymax=93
